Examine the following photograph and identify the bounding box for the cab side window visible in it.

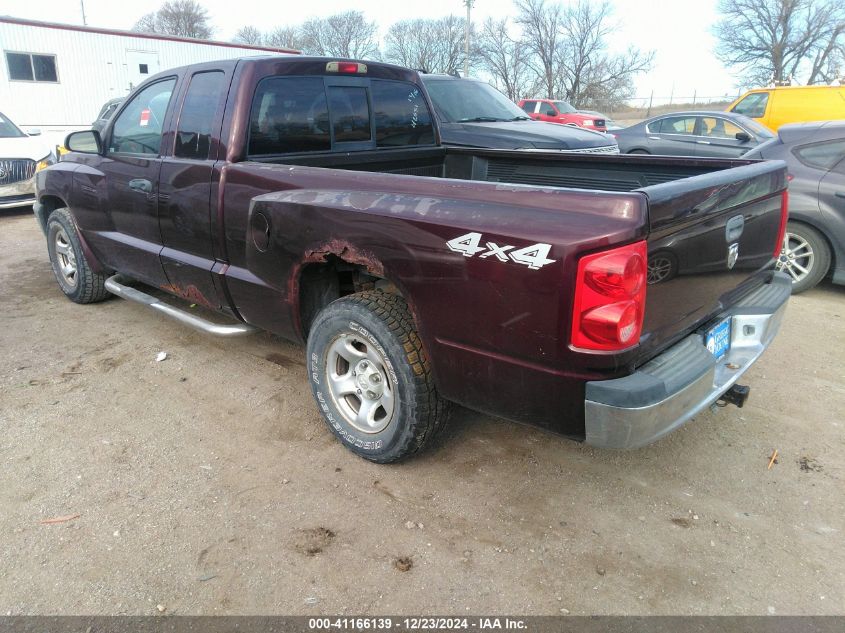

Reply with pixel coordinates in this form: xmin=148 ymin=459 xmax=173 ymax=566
xmin=520 ymin=100 xmax=537 ymax=113
xmin=731 ymin=92 xmax=769 ymax=119
xmin=175 ymin=70 xmax=226 ymax=160
xmin=110 ymin=78 xmax=176 ymax=155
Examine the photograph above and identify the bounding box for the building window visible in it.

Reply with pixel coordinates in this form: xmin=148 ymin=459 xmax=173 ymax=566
xmin=139 ymin=64 xmax=149 ymax=74
xmin=5 ymin=51 xmax=58 ymax=82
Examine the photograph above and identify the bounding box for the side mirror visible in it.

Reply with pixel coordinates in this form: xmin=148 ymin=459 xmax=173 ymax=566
xmin=27 ymin=128 xmax=42 ymax=136
xmin=735 ymin=131 xmax=751 ymax=142
xmin=65 ymin=130 xmax=103 ymax=155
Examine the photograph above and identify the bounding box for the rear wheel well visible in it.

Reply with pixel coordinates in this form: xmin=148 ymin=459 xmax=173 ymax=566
xmin=298 ymin=256 xmax=401 ymax=337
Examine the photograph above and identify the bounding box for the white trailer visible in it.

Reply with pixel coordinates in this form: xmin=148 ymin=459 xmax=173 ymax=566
xmin=0 ymin=17 xmax=297 ymax=134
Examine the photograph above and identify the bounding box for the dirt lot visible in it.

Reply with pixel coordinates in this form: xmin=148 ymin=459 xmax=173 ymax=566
xmin=1 ymin=207 xmax=843 ymax=616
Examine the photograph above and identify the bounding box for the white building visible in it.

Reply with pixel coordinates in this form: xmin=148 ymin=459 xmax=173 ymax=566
xmin=0 ymin=16 xmax=297 ymax=133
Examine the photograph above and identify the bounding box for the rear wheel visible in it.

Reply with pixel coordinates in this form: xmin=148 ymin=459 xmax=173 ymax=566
xmin=306 ymin=291 xmax=447 ymax=463
xmin=46 ymin=208 xmax=110 ymax=304
xmin=776 ymin=222 xmax=830 ymax=293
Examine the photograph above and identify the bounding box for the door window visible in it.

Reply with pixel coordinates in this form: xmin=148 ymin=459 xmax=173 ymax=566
xmin=731 ymin=92 xmax=769 ymax=118
xmin=110 ymin=78 xmax=176 ymax=155
xmin=653 ymin=116 xmax=696 ymax=135
xmin=175 ymin=71 xmax=226 ymax=159
xmin=698 ymin=117 xmax=744 ymax=139
xmin=539 ymin=102 xmax=557 ymax=116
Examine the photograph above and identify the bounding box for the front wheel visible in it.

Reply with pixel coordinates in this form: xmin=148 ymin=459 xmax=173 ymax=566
xmin=306 ymin=291 xmax=447 ymax=463
xmin=46 ymin=208 xmax=110 ymax=304
xmin=776 ymin=222 xmax=830 ymax=293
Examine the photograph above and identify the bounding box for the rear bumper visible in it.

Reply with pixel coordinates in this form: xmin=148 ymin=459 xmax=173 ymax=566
xmin=584 ymin=272 xmax=791 ymax=449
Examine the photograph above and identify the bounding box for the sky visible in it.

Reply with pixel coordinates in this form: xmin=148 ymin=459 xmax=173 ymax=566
xmin=0 ymin=0 xmax=742 ymax=104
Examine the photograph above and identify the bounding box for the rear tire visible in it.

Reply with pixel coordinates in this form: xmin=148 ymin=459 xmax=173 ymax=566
xmin=306 ymin=291 xmax=447 ymax=463
xmin=46 ymin=208 xmax=110 ymax=304
xmin=777 ymin=222 xmax=830 ymax=294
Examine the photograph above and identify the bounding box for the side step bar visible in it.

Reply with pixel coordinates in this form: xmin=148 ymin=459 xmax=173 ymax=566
xmin=104 ymin=275 xmax=258 ymax=337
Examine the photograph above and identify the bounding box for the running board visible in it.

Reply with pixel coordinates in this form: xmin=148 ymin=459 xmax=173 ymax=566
xmin=104 ymin=275 xmax=258 ymax=337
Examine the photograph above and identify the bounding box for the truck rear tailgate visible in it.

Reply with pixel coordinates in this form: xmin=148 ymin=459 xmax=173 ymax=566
xmin=635 ymin=159 xmax=788 ymax=365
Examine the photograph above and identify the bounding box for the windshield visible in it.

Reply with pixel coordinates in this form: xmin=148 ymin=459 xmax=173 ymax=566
xmin=422 ymin=78 xmax=528 ymax=122
xmin=735 ymin=114 xmax=775 ymax=139
xmin=0 ymin=112 xmax=26 ymax=138
xmin=553 ymin=100 xmax=576 ymax=114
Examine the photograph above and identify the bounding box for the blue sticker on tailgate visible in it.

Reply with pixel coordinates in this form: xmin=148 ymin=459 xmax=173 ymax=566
xmin=706 ymin=317 xmax=732 ymax=360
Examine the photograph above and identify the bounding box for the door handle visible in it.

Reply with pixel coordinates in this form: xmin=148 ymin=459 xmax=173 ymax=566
xmin=696 ymin=140 xmax=711 ymax=144
xmin=128 ymin=178 xmax=153 ymax=193
xmin=648 ymin=136 xmax=660 ymax=140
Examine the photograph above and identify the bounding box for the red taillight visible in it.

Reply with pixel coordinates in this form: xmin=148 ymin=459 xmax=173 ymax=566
xmin=571 ymin=241 xmax=647 ymax=351
xmin=326 ymin=61 xmax=368 ymax=74
xmin=774 ymin=189 xmax=789 ymax=258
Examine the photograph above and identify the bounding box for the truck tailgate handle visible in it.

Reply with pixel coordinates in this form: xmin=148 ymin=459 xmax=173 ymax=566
xmin=129 ymin=178 xmax=153 ymax=194
xmin=726 ymin=214 xmax=745 ymax=241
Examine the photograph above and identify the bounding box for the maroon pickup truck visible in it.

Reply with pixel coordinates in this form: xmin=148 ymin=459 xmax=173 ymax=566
xmin=35 ymin=57 xmax=791 ymax=462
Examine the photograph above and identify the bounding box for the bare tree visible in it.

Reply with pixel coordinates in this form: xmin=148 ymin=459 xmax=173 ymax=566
xmin=265 ymin=26 xmax=304 ymax=51
xmin=476 ymin=18 xmax=533 ymax=100
xmin=514 ymin=0 xmax=565 ymax=98
xmin=298 ymin=11 xmax=380 ymax=59
xmin=132 ymin=0 xmax=213 ymax=39
xmin=558 ymin=0 xmax=653 ymax=107
xmin=233 ymin=25 xmax=264 ymax=46
xmin=383 ymin=16 xmax=471 ymax=74
xmin=715 ymin=0 xmax=845 ymax=85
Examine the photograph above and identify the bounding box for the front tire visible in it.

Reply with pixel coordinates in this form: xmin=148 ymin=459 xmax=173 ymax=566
xmin=46 ymin=208 xmax=110 ymax=304
xmin=306 ymin=291 xmax=447 ymax=463
xmin=776 ymin=222 xmax=830 ymax=293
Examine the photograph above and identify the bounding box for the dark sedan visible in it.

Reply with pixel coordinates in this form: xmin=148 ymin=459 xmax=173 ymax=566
xmin=420 ymin=75 xmax=618 ymax=153
xmin=614 ymin=111 xmax=774 ymax=157
xmin=744 ymin=121 xmax=845 ymax=292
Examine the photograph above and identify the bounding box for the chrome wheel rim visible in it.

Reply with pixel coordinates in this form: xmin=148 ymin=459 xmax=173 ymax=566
xmin=325 ymin=333 xmax=395 ymax=434
xmin=54 ymin=227 xmax=78 ymax=289
xmin=776 ymin=232 xmax=814 ymax=283
xmin=647 ymin=255 xmax=673 ymax=284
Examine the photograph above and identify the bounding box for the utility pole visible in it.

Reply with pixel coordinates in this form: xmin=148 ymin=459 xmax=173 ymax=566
xmin=80 ymin=0 xmax=87 ymax=25
xmin=463 ymin=0 xmax=474 ymax=78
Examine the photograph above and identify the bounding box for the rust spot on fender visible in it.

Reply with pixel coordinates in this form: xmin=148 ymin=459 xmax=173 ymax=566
xmin=302 ymin=239 xmax=385 ymax=278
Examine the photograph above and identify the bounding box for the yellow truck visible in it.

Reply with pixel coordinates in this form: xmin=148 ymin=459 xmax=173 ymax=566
xmin=727 ymin=85 xmax=845 ymax=131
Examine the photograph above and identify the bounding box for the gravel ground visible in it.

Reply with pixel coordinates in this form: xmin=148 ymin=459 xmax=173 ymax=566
xmin=1 ymin=207 xmax=843 ymax=615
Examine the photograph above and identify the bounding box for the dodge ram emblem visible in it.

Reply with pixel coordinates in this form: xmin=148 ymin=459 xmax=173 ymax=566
xmin=727 ymin=243 xmax=739 ymax=269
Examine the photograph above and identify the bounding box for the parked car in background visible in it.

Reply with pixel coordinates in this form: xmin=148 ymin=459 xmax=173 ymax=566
xmin=421 ymin=76 xmax=618 ymax=153
xmin=92 ymin=97 xmax=124 ymax=133
xmin=0 ymin=110 xmax=54 ymax=209
xmin=743 ymin=120 xmax=845 ymax=292
xmin=613 ymin=111 xmax=774 ymax=157
xmin=518 ymin=98 xmax=608 ymax=132
xmin=727 ymin=85 xmax=845 ymax=132
xmin=578 ymin=109 xmax=623 ymax=131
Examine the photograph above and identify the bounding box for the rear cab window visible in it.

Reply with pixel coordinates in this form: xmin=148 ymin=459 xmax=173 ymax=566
xmin=520 ymin=100 xmax=537 ymax=113
xmin=247 ymin=76 xmax=435 ymax=157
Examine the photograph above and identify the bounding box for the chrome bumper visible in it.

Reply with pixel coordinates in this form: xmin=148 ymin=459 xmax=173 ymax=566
xmin=0 ymin=176 xmax=35 ymax=209
xmin=584 ymin=272 xmax=791 ymax=449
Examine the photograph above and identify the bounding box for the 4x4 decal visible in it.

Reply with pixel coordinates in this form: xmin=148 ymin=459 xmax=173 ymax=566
xmin=446 ymin=232 xmax=556 ymax=270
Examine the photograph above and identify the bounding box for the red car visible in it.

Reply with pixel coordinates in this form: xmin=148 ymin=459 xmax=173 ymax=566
xmin=519 ymin=98 xmax=607 ymax=131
